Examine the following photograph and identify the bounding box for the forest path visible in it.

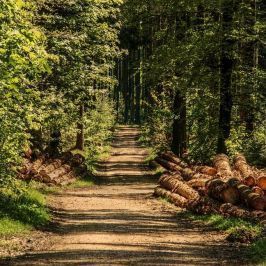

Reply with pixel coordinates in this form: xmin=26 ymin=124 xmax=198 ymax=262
xmin=4 ymin=126 xmax=247 ymax=265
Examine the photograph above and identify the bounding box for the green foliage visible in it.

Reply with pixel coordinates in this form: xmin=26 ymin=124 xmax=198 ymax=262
xmin=0 ymin=0 xmax=122 ymax=188
xmin=141 ymin=92 xmax=173 ymax=153
xmin=121 ymin=0 xmax=265 ymax=164
xmin=0 ymin=181 xmax=50 ymax=235
xmin=69 ymin=175 xmax=95 ymax=189
xmin=0 ymin=218 xmax=31 ymax=236
xmin=84 ymin=94 xmax=116 ymax=171
xmin=186 ymin=212 xmax=265 ymax=263
xmin=249 ymin=238 xmax=266 ymax=264
xmin=0 ymin=0 xmax=52 ymax=185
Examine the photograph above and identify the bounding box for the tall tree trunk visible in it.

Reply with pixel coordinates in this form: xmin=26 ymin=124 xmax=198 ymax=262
xmin=75 ymin=103 xmax=85 ymax=151
xmin=123 ymin=55 xmax=129 ymax=124
xmin=217 ymin=0 xmax=237 ymax=154
xmin=171 ymin=91 xmax=187 ymax=157
xmin=239 ymin=0 xmax=256 ymax=134
xmin=135 ymin=47 xmax=141 ymax=124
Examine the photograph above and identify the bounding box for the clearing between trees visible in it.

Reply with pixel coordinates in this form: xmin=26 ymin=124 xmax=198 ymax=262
xmin=1 ymin=126 xmax=249 ymax=266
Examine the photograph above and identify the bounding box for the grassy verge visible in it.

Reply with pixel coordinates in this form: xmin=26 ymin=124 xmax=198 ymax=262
xmin=185 ymin=212 xmax=265 ymax=264
xmin=185 ymin=213 xmax=262 ymax=236
xmin=0 ymin=180 xmax=51 ymax=237
xmin=0 ymin=218 xmax=31 ymax=236
xmin=68 ymin=174 xmax=95 ymax=188
xmin=249 ymin=238 xmax=266 ymax=265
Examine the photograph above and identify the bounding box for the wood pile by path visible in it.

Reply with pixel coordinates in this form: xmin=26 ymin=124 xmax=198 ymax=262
xmin=154 ymin=152 xmax=266 ymax=225
xmin=18 ymin=152 xmax=86 ymax=186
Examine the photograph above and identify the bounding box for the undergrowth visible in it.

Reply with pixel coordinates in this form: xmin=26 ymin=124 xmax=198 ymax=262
xmin=186 ymin=213 xmax=262 ymax=236
xmin=0 ymin=180 xmax=50 ymax=236
xmin=185 ymin=212 xmax=265 ymax=264
xmin=249 ymin=238 xmax=266 ymax=265
xmin=68 ymin=175 xmax=95 ymax=188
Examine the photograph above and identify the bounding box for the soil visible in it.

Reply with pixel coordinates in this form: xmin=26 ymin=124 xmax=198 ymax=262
xmin=0 ymin=126 xmax=250 ymax=265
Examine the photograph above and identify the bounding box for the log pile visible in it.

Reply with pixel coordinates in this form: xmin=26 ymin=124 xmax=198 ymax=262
xmin=18 ymin=152 xmax=86 ymax=186
xmin=154 ymin=152 xmax=266 ymax=224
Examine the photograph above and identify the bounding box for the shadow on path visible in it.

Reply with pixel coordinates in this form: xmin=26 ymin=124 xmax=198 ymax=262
xmin=1 ymin=126 xmax=249 ymax=266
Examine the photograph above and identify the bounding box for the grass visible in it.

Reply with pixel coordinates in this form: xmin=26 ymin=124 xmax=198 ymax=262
xmin=186 ymin=213 xmax=262 ymax=235
xmin=0 ymin=217 xmax=31 ymax=236
xmin=144 ymin=148 xmax=157 ymax=164
xmin=0 ymin=180 xmax=51 ymax=237
xmin=185 ymin=212 xmax=265 ymax=264
xmin=68 ymin=175 xmax=95 ymax=188
xmin=249 ymin=238 xmax=266 ymax=265
xmin=185 ymin=212 xmax=262 ymax=244
xmin=158 ymin=190 xmax=265 ymax=261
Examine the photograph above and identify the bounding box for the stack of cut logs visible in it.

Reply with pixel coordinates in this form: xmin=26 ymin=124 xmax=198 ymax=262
xmin=18 ymin=152 xmax=86 ymax=186
xmin=154 ymin=152 xmax=266 ymax=224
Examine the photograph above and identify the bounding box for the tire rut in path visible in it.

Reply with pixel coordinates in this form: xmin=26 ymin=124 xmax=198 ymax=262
xmin=4 ymin=126 xmax=248 ymax=265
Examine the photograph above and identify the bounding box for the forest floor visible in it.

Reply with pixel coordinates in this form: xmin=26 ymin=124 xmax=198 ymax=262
xmin=1 ymin=126 xmax=251 ymax=265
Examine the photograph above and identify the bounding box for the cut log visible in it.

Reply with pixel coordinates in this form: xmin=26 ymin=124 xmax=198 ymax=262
xmin=159 ymin=173 xmax=183 ymax=183
xmin=188 ymin=196 xmax=221 ymax=215
xmin=252 ymin=186 xmax=264 ymax=197
xmin=159 ymin=175 xmax=200 ymax=201
xmin=160 ymin=151 xmax=182 ymax=165
xmin=257 ymin=175 xmax=266 ymax=190
xmin=232 ymin=170 xmax=242 ymax=180
xmin=56 ymin=171 xmax=76 ymax=185
xmin=213 ymin=154 xmax=233 ymax=179
xmin=43 ymin=164 xmax=71 ymax=183
xmin=39 ymin=159 xmax=63 ymax=177
xmin=242 ymin=175 xmax=256 ymax=187
xmin=220 ymin=203 xmax=251 ymax=219
xmin=180 ymin=168 xmax=194 ymax=181
xmin=155 ymin=157 xmax=182 ymax=172
xmin=195 ymin=166 xmax=217 ymax=176
xmin=154 ymin=187 xmax=188 ymax=208
xmin=149 ymin=160 xmax=165 ymax=171
xmin=19 ymin=159 xmax=32 ymax=176
xmin=188 ymin=178 xmax=211 ymax=189
xmin=191 ymin=173 xmax=215 ymax=180
xmin=206 ymin=178 xmax=240 ymax=204
xmin=234 ymin=154 xmax=254 ymax=179
xmin=30 ymin=157 xmax=45 ymax=175
xmin=234 ymin=183 xmax=265 ymax=211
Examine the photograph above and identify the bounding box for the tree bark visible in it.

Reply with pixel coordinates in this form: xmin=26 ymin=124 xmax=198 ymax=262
xmin=171 ymin=90 xmax=187 ymax=157
xmin=217 ymin=0 xmax=237 ymax=154
xmin=75 ymin=103 xmax=85 ymax=151
xmin=135 ymin=46 xmax=141 ymax=124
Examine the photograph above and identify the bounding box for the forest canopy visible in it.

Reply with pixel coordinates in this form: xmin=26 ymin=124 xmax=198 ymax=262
xmin=0 ymin=0 xmax=265 ymax=188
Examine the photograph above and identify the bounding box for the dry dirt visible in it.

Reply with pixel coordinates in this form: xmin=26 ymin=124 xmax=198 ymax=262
xmin=1 ymin=126 xmax=249 ymax=265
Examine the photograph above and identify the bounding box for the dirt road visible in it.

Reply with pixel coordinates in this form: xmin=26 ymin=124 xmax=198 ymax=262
xmin=3 ymin=126 xmax=247 ymax=265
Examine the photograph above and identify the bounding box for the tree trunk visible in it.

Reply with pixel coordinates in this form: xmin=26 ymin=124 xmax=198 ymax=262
xmin=217 ymin=0 xmax=236 ymax=154
xmin=171 ymin=90 xmax=187 ymax=157
xmin=135 ymin=46 xmax=141 ymax=124
xmin=75 ymin=103 xmax=85 ymax=151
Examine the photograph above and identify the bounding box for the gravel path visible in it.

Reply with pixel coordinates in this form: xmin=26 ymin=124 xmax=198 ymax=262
xmin=2 ymin=126 xmax=248 ymax=265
